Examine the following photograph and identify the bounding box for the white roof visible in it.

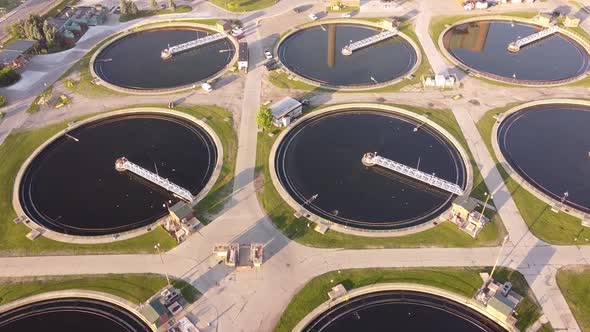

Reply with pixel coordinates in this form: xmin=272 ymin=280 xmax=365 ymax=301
xmin=270 ymin=97 xmax=301 ymax=119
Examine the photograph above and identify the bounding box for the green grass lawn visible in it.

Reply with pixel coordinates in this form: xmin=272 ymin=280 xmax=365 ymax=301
xmin=275 ymin=267 xmax=548 ymax=332
xmin=209 ymin=0 xmax=276 ymax=12
xmin=0 ymin=104 xmax=234 ymax=256
xmin=557 ymin=266 xmax=590 ymax=331
xmin=255 ymin=104 xmax=506 ymax=249
xmin=0 ymin=274 xmax=200 ymax=306
xmin=119 ymin=5 xmax=192 ymax=22
xmin=476 ymin=104 xmax=590 ymax=245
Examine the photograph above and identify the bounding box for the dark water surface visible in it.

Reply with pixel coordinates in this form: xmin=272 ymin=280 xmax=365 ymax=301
xmin=498 ymin=104 xmax=590 ymax=213
xmin=278 ymin=24 xmax=417 ymax=86
xmin=443 ymin=20 xmax=589 ymax=82
xmin=94 ymin=27 xmax=234 ymax=90
xmin=275 ymin=110 xmax=466 ymax=230
xmin=303 ymin=290 xmax=506 ymax=332
xmin=0 ymin=298 xmax=152 ymax=332
xmin=19 ymin=113 xmax=217 ymax=235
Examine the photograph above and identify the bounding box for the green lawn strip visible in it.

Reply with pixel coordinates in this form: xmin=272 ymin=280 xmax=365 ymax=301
xmin=0 ymin=274 xmax=201 ymax=306
xmin=476 ymin=104 xmax=590 ymax=245
xmin=269 ymin=20 xmax=432 ymax=93
xmin=556 ymin=266 xmax=590 ymax=331
xmin=275 ymin=267 xmax=547 ymax=332
xmin=172 ymin=279 xmax=201 ymax=304
xmin=119 ymin=5 xmax=192 ymax=22
xmin=209 ymin=0 xmax=276 ymax=12
xmin=255 ymin=104 xmax=505 ymax=249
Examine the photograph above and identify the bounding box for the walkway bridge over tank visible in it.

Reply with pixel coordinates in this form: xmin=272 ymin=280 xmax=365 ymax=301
xmin=508 ymin=25 xmax=559 ymax=52
xmin=361 ymin=152 xmax=464 ymax=196
xmin=161 ymin=32 xmax=226 ymax=59
xmin=342 ymin=28 xmax=399 ymax=55
xmin=115 ymin=157 xmax=194 ymax=202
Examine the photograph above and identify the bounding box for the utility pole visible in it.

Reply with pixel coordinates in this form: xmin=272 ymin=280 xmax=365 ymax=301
xmin=154 ymin=243 xmax=171 ymax=287
xmin=488 ymin=235 xmax=510 ymax=284
xmin=477 ymin=192 xmax=493 ymax=226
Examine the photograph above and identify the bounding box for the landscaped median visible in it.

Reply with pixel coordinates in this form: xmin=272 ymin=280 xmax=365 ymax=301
xmin=255 ymin=103 xmax=507 ymax=248
xmin=476 ymin=100 xmax=590 ymax=245
xmin=0 ymin=273 xmax=200 ymax=307
xmin=275 ymin=267 xmax=550 ymax=332
xmin=0 ymin=104 xmax=235 ymax=256
xmin=556 ymin=265 xmax=590 ymax=331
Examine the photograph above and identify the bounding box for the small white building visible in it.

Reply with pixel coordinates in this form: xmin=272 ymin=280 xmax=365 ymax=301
xmin=270 ymin=97 xmax=303 ymax=127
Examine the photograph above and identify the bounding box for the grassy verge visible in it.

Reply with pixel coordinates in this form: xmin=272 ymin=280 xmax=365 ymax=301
xmin=209 ymin=0 xmax=276 ymax=12
xmin=255 ymin=103 xmax=506 ymax=249
xmin=269 ymin=19 xmax=432 ymax=93
xmin=119 ymin=104 xmax=238 ymax=223
xmin=119 ymin=5 xmax=192 ymax=22
xmin=275 ymin=267 xmax=548 ymax=332
xmin=476 ymin=104 xmax=589 ymax=245
xmin=556 ymin=266 xmax=590 ymax=331
xmin=0 ymin=274 xmax=200 ymax=306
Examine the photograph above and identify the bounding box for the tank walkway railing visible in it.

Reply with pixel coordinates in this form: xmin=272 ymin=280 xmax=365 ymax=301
xmin=342 ymin=28 xmax=398 ymax=55
xmin=115 ymin=157 xmax=193 ymax=202
xmin=508 ymin=25 xmax=559 ymax=52
xmin=362 ymin=153 xmax=464 ymax=196
xmin=162 ymin=32 xmax=226 ymax=58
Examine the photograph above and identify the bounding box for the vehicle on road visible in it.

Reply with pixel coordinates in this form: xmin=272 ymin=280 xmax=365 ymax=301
xmin=341 ymin=12 xmax=352 ymax=18
xmin=308 ymin=13 xmax=318 ymax=20
xmin=264 ymin=50 xmax=272 ymax=59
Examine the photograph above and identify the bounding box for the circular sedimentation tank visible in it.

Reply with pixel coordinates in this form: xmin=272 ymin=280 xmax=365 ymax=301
xmin=442 ymin=19 xmax=590 ymax=84
xmin=278 ymin=23 xmax=418 ymax=88
xmin=93 ymin=26 xmax=235 ymax=91
xmin=273 ymin=107 xmax=467 ymax=231
xmin=0 ymin=297 xmax=152 ymax=332
xmin=497 ymin=103 xmax=590 ymax=214
xmin=17 ymin=111 xmax=218 ymax=236
xmin=302 ymin=290 xmax=506 ymax=332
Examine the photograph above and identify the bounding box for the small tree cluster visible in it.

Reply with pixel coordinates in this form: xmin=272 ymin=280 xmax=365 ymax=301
xmin=8 ymin=15 xmax=61 ymax=50
xmin=168 ymin=0 xmax=176 ymax=10
xmin=0 ymin=66 xmax=21 ymax=87
xmin=256 ymin=107 xmax=273 ymax=131
xmin=0 ymin=95 xmax=7 ymax=108
xmin=120 ymin=0 xmax=139 ymax=15
xmin=149 ymin=0 xmax=158 ymax=9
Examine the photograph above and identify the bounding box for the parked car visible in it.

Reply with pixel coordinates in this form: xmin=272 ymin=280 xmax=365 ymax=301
xmin=341 ymin=12 xmax=352 ymax=18
xmin=231 ymin=27 xmax=244 ymax=37
xmin=265 ymin=59 xmax=279 ymax=71
xmin=264 ymin=50 xmax=272 ymax=59
xmin=308 ymin=13 xmax=318 ymax=20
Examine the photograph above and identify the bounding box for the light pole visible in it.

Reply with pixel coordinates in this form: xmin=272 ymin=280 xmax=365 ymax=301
xmin=478 ymin=192 xmax=493 ymax=226
xmin=488 ymin=235 xmax=510 ymax=285
xmin=154 ymin=243 xmax=171 ymax=287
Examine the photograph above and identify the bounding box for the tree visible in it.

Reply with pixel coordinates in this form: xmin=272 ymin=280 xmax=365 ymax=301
xmin=43 ymin=20 xmax=58 ymax=49
xmin=119 ymin=0 xmax=128 ymax=15
xmin=0 ymin=66 xmax=21 ymax=87
xmin=128 ymin=0 xmax=139 ymax=15
xmin=149 ymin=0 xmax=157 ymax=9
xmin=168 ymin=0 xmax=175 ymax=11
xmin=256 ymin=107 xmax=273 ymax=131
xmin=0 ymin=95 xmax=7 ymax=108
